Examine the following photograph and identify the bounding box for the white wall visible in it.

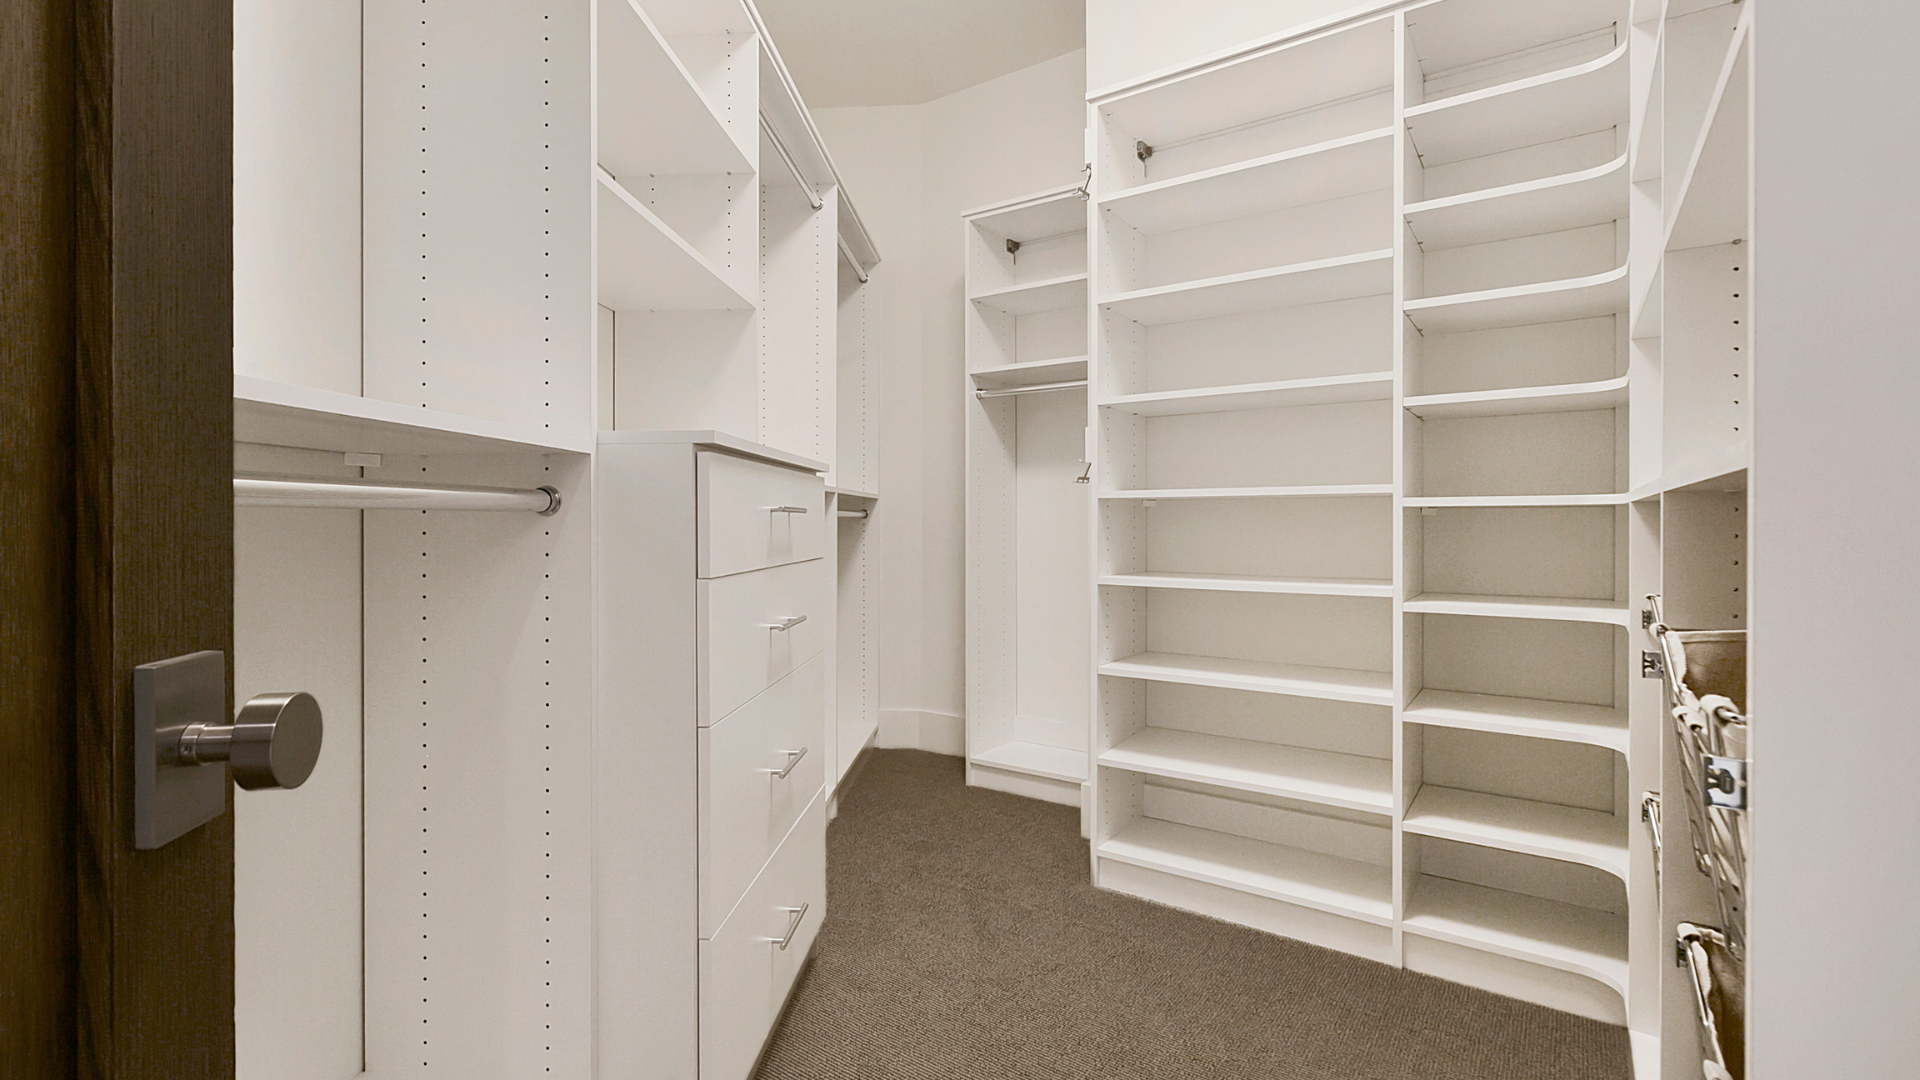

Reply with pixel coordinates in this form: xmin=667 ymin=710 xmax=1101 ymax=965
xmin=1086 ymin=0 xmax=1363 ymax=93
xmin=816 ymin=49 xmax=1088 ymax=753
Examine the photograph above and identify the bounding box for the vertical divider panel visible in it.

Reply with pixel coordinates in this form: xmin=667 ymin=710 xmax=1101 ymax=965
xmin=1390 ymin=8 xmax=1415 ymax=962
xmin=966 ymin=394 xmax=1019 ymax=759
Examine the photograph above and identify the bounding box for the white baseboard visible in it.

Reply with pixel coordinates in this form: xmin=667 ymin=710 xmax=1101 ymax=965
xmin=877 ymin=709 xmax=965 ymax=756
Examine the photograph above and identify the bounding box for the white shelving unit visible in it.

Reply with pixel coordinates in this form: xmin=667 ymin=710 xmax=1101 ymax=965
xmin=1087 ymin=0 xmax=1657 ymax=1038
xmin=228 ymin=1 xmax=881 ymax=1077
xmin=965 ymin=186 xmax=1094 ymax=808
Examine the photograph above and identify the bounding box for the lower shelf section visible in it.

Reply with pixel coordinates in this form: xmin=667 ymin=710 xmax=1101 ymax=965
xmin=1099 ymin=728 xmax=1391 ymax=814
xmin=1097 ymin=818 xmax=1392 ymax=925
xmin=969 ymin=739 xmax=1089 ymax=784
xmin=1100 ymin=651 xmax=1393 ymax=706
xmin=1401 ymin=876 xmax=1627 ymax=995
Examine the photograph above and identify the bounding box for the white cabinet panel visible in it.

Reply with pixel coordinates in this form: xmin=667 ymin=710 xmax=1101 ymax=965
xmin=699 ymin=558 xmax=827 ymax=725
xmin=699 ymin=450 xmax=827 ymax=578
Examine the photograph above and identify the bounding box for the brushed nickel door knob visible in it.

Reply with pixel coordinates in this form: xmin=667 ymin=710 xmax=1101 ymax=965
xmin=169 ymin=691 xmax=324 ymax=791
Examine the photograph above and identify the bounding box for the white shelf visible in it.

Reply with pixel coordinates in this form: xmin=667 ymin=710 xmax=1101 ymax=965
xmin=1099 ymin=128 xmax=1394 ymax=236
xmin=1404 ymin=493 xmax=1630 ymax=507
xmin=835 ymin=716 xmax=879 ymax=789
xmin=1404 ymin=786 xmax=1629 ymax=880
xmin=1404 ymin=689 xmax=1627 ymax=755
xmin=596 ymin=169 xmax=754 ymax=312
xmin=970 ymin=740 xmax=1089 ymax=784
xmin=1404 ymin=376 xmax=1628 ymax=419
xmin=597 ymin=0 xmax=750 ymax=179
xmin=1404 ymin=593 xmax=1632 ymax=626
xmin=1101 ymin=250 xmax=1394 ymax=326
xmin=1099 ymin=651 xmax=1393 ymax=707
xmin=1402 ymin=876 xmax=1628 ymax=995
xmin=969 ymin=273 xmax=1089 ymax=316
xmin=1099 ymin=571 xmax=1392 ymax=598
xmin=1101 ymin=371 xmax=1393 ymax=417
xmin=1405 ymin=154 xmax=1628 ymax=249
xmin=1404 ymin=40 xmax=1629 ymax=166
xmin=1404 ymin=265 xmax=1628 ymax=335
xmin=1102 ymin=484 xmax=1395 ymax=501
xmin=1098 ymin=818 xmax=1393 ymax=924
xmin=232 ymin=376 xmax=592 ymax=456
xmin=964 ymin=186 xmax=1089 ymax=243
xmin=830 ymin=486 xmax=880 ymax=502
xmin=970 ymin=356 xmax=1090 ymax=390
xmin=1101 ymin=728 xmax=1391 ymax=814
xmin=1627 ymin=440 xmax=1750 ymax=500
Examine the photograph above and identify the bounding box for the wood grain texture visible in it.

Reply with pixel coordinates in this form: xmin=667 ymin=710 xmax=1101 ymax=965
xmin=72 ymin=0 xmax=236 ymax=1076
xmin=1 ymin=0 xmax=79 ymax=1075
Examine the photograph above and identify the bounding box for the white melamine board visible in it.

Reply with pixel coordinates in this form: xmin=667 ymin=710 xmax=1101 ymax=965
xmin=1412 ymin=315 xmax=1617 ymax=396
xmin=1417 ymin=128 xmax=1620 ymax=203
xmin=1127 ymin=190 xmax=1392 ymax=297
xmin=234 ymin=376 xmax=592 ymax=457
xmin=1137 ymin=779 xmax=1394 ymax=866
xmin=362 ymin=2 xmax=591 ymax=435
xmin=1406 ymin=689 xmax=1627 ymax=754
xmin=1404 ymin=594 xmax=1630 ymax=625
xmin=233 ymin=0 xmax=360 ymax=396
xmin=1102 ymin=728 xmax=1390 ymax=813
xmin=1416 ymin=503 xmax=1615 ymax=600
xmin=1130 ymin=588 xmax=1388 ymax=699
xmin=363 ymin=455 xmax=593 ymax=1077
xmin=1662 ymin=242 xmax=1747 ymax=469
xmin=971 ymin=741 xmax=1090 ymax=783
xmin=597 ymin=170 xmax=755 ymax=311
xmin=1015 ymin=390 xmax=1094 ymax=743
xmin=1404 ymin=876 xmax=1627 ymax=993
xmin=1404 ymin=0 xmax=1624 ymax=79
xmin=234 ymin=508 xmax=363 ymax=1080
xmin=1099 ymin=818 xmax=1393 ymax=923
xmin=597 ymin=0 xmax=751 ymax=178
xmin=1140 ymin=682 xmax=1391 ymax=760
xmin=1661 ymin=490 xmax=1746 ymax=631
xmin=1100 ymin=129 xmax=1394 ymax=236
xmin=1404 ymin=375 xmax=1627 ymax=418
xmin=1417 ymin=409 xmax=1618 ymax=498
xmin=1102 ymin=371 xmax=1393 ymax=417
xmin=1102 ymin=653 xmax=1392 ymax=707
xmin=1405 ymin=786 xmax=1628 ymax=880
xmin=970 ymin=356 xmax=1090 ymax=389
xmin=1407 ymin=154 xmax=1627 ymax=249
xmin=759 ymin=178 xmax=835 ymax=467
xmin=1405 ymin=265 xmax=1628 ymax=334
xmin=965 ymin=188 xmax=1090 ymax=244
xmin=1420 ymin=615 xmax=1618 ymax=707
xmin=1420 ymin=222 xmax=1619 ymax=300
xmin=1131 ymin=295 xmax=1394 ymax=395
xmin=1133 ymin=496 xmax=1392 ymax=582
xmin=1138 ymin=401 xmax=1392 ymax=490
xmin=970 ymin=273 xmax=1090 ymax=316
xmin=1661 ymin=3 xmax=1742 ymax=211
xmin=1107 ymin=485 xmax=1396 ymax=500
xmin=836 ymin=262 xmax=877 ymax=494
xmin=1101 ymin=572 xmax=1392 ymax=598
xmin=1101 ymin=16 xmax=1393 ymax=145
xmin=1406 ymin=493 xmax=1631 ymax=507
xmin=835 ymin=511 xmax=878 ymax=790
xmin=1404 ymin=41 xmax=1628 ymax=167
xmin=1664 ymin=33 xmax=1747 ymax=251
xmin=1102 ymin=250 xmax=1394 ymax=325
xmin=611 ymin=311 xmax=759 ymax=435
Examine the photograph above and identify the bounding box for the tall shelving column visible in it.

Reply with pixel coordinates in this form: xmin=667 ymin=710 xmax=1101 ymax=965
xmin=1395 ymin=0 xmax=1635 ymax=1027
xmin=964 ymin=187 xmax=1095 ymax=807
xmin=1087 ymin=16 xmax=1402 ymax=961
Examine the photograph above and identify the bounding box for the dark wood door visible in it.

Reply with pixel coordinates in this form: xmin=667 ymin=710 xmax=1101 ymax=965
xmin=3 ymin=0 xmax=235 ymax=1076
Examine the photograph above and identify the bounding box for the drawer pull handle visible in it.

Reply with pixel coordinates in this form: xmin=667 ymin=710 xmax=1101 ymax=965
xmin=765 ymin=614 xmax=807 ymax=631
xmin=766 ymin=505 xmax=810 ymax=514
xmin=764 ymin=903 xmax=809 ymax=951
xmin=763 ymin=747 xmax=808 ymax=780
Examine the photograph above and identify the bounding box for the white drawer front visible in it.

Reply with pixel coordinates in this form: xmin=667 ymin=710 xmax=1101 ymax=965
xmin=700 ymin=655 xmax=825 ymax=936
xmin=698 ymin=559 xmax=825 ymax=725
xmin=698 ymin=451 xmax=824 ymax=579
xmin=699 ymin=794 xmax=826 ymax=1080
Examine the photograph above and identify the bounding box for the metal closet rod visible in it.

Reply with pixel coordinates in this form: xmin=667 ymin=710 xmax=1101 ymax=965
xmin=836 ymin=508 xmax=869 ymax=519
xmin=234 ymin=477 xmax=561 ymax=515
xmin=975 ymin=380 xmax=1088 ymax=399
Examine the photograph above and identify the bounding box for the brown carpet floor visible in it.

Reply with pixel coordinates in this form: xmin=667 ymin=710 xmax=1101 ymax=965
xmin=755 ymin=749 xmax=1631 ymax=1080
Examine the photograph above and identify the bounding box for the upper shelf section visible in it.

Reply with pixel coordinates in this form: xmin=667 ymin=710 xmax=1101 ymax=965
xmin=970 ymin=356 xmax=1090 ymax=390
xmin=967 ymin=188 xmax=1089 ymax=246
xmin=1099 ymin=129 xmax=1393 ymax=237
xmin=1405 ymin=154 xmax=1628 ymax=249
xmin=234 ymin=376 xmax=592 ymax=457
xmin=596 ymin=168 xmax=755 ymax=312
xmin=1404 ymin=265 xmax=1627 ymax=335
xmin=597 ymin=0 xmax=751 ymax=180
xmin=1405 ymin=39 xmax=1628 ymax=167
xmin=1406 ymin=0 xmax=1625 ymax=79
xmin=1102 ymin=250 xmax=1393 ymax=326
xmin=971 ymin=273 xmax=1089 ymax=317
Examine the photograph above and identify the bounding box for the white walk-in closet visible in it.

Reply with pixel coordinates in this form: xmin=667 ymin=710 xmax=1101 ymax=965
xmin=101 ymin=0 xmax=1902 ymax=1077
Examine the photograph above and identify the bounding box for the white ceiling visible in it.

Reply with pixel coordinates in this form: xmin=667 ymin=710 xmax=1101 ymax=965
xmin=755 ymin=0 xmax=1085 ymax=108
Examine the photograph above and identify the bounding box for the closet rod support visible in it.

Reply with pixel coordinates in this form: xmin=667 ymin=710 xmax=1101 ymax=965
xmin=974 ymin=379 xmax=1088 ymax=399
xmin=234 ymin=477 xmax=561 ymax=515
xmin=760 ymin=114 xmax=823 ymax=210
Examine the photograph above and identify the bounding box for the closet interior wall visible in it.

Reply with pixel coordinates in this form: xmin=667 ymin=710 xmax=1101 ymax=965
xmin=1082 ymin=1 xmax=1754 ymax=1072
xmin=229 ymin=0 xmax=880 ymax=1077
xmin=964 ymin=188 xmax=1095 ymax=809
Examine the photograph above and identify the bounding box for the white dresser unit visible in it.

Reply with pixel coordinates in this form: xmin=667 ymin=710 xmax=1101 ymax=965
xmin=595 ymin=431 xmax=831 ymax=1080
